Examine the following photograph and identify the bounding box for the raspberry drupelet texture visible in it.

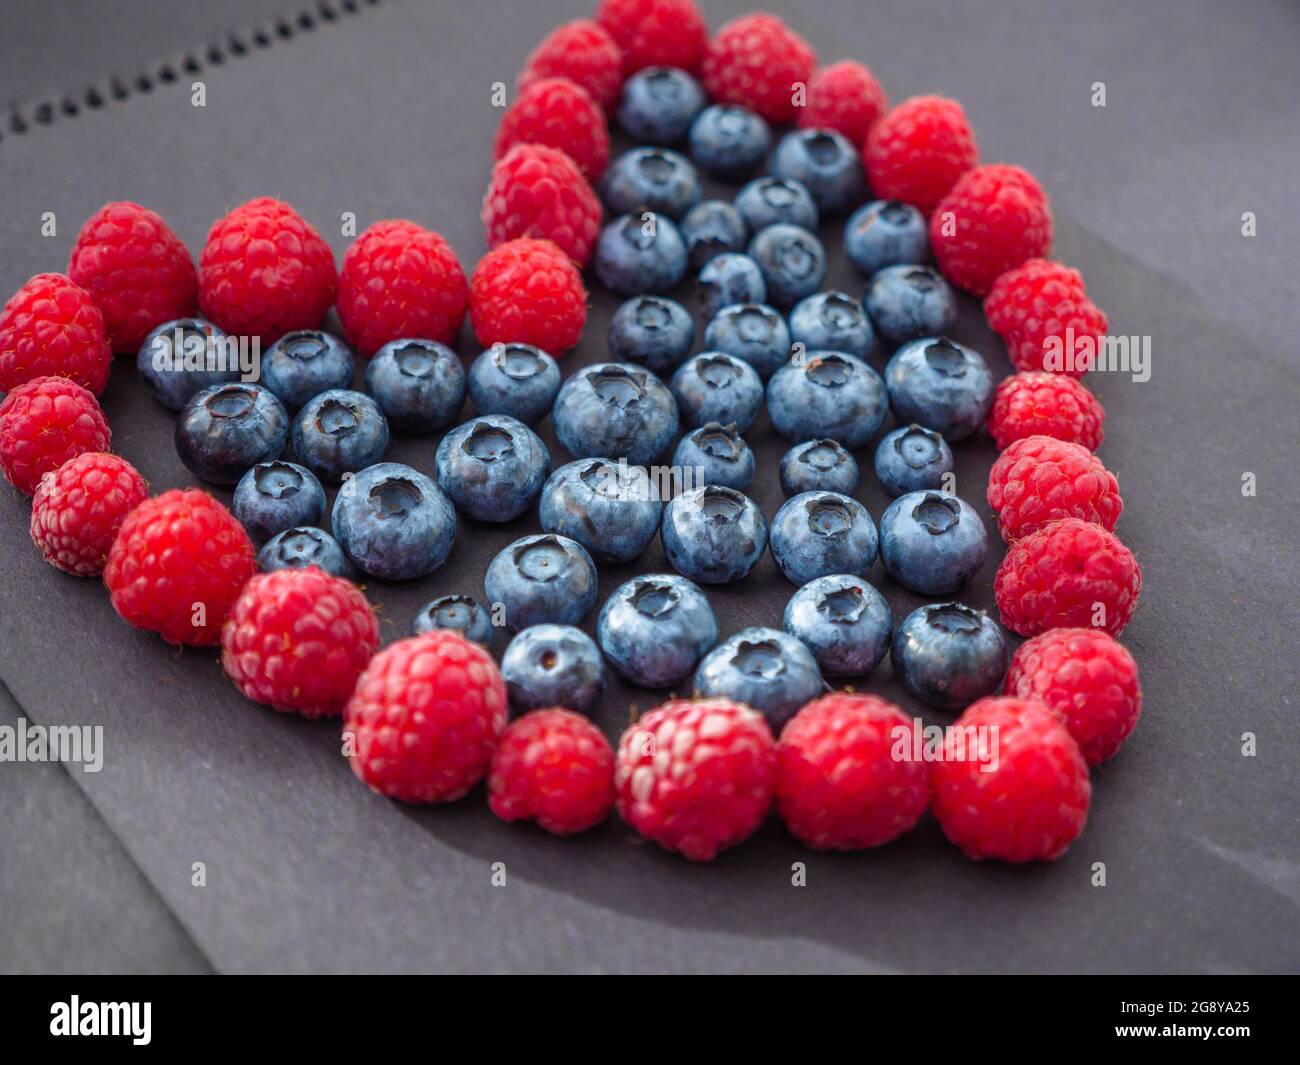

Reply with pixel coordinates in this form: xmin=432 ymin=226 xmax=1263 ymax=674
xmin=931 ymin=696 xmax=1091 ymax=862
xmin=0 ymin=377 xmax=111 ymax=495
xmin=1005 ymin=628 xmax=1142 ymax=765
xmin=995 ymin=517 xmax=1142 ymax=637
xmin=701 ymin=13 xmax=817 ymax=125
xmin=518 ymin=19 xmax=624 ymax=111
xmin=864 ymin=96 xmax=978 ymax=215
xmin=776 ymin=693 xmax=929 ymax=852
xmin=988 ymin=372 xmax=1106 ymax=451
xmin=488 ymin=708 xmax=616 ymax=835
xmin=797 ymin=61 xmax=889 ymax=146
xmin=0 ymin=273 xmax=112 ymax=395
xmin=67 ymin=201 xmax=198 ymax=353
xmin=198 ymin=197 xmax=337 ymax=345
xmin=343 ymin=630 xmax=508 ymax=804
xmin=470 ymin=237 xmax=588 ymax=353
xmin=984 ymin=258 xmax=1109 ymax=376
xmin=596 ymin=0 xmax=709 ymax=75
xmin=103 ymin=489 xmax=256 ymax=646
xmin=931 ymin=164 xmax=1053 ymax=296
xmin=482 ymin=144 xmax=603 ymax=267
xmin=30 ymin=452 xmax=148 ymax=576
xmin=494 ymin=77 xmax=610 ymax=180
xmin=336 ymin=219 xmax=469 ymax=357
xmin=987 ymin=434 xmax=1122 ymax=542
xmin=616 ymin=697 xmax=776 ymax=861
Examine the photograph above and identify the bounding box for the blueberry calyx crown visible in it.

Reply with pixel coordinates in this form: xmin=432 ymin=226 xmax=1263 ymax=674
xmin=699 ymin=486 xmax=745 ymax=525
xmin=728 ymin=304 xmax=778 ymax=342
xmin=492 ymin=343 xmax=544 ymax=380
xmin=316 ymin=397 xmax=361 ymax=435
xmin=579 ymin=460 xmax=624 ymax=499
xmin=205 ymin=384 xmax=257 ymax=419
xmin=514 ymin=535 xmax=571 ymax=583
xmin=806 ymin=354 xmax=853 ymax=387
xmin=817 ymin=583 xmax=866 ymax=624
xmin=805 ymin=495 xmax=853 ymax=537
xmin=368 ymin=476 xmax=421 ymax=520
xmin=697 ymin=354 xmax=741 ymax=389
xmin=464 ymin=423 xmax=515 ymax=462
xmin=731 ymin=638 xmax=787 ymax=680
xmin=632 ymin=297 xmax=673 ymax=332
xmin=279 ymin=331 xmax=329 ymax=361
xmin=757 ymin=178 xmax=801 ymax=209
xmin=817 ymin=292 xmax=862 ymax=329
xmin=273 ymin=527 xmax=327 ymax=564
xmin=425 ymin=594 xmax=479 ymax=631
xmin=772 ymin=231 xmax=820 ymax=280
xmin=636 ymin=149 xmax=682 ymax=185
xmin=912 ymin=492 xmax=962 ymax=535
xmin=905 ymin=267 xmax=940 ymax=294
xmin=924 ymin=603 xmax=984 ymax=636
xmin=630 ymin=579 xmax=680 ymax=619
xmin=894 ymin=425 xmax=944 ymax=469
xmin=802 ymin=130 xmax=844 ymax=167
xmin=693 ymin=422 xmax=743 ymax=460
xmin=924 ymin=338 xmax=966 ymax=377
xmin=799 ymin=440 xmax=847 ymax=471
xmin=254 ymin=461 xmax=303 ymax=499
xmin=879 ymin=201 xmax=914 ymax=225
xmin=394 ymin=341 xmax=438 ymax=378
xmin=587 ymin=366 xmax=646 ymax=408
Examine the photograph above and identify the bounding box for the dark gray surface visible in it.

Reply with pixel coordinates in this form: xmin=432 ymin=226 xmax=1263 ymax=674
xmin=0 ymin=0 xmax=1296 ymax=974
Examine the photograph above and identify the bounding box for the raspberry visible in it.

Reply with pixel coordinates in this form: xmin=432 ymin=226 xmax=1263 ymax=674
xmin=482 ymin=144 xmax=603 ymax=267
xmin=701 ymin=13 xmax=817 ymax=125
xmin=488 ymin=708 xmax=615 ymax=835
xmin=776 ymin=693 xmax=929 ymax=852
xmin=1005 ymin=628 xmax=1141 ymax=765
xmin=615 ymin=697 xmax=776 ymax=861
xmin=0 ymin=273 xmax=112 ymax=395
xmin=336 ymin=219 xmax=469 ymax=357
xmin=221 ymin=567 xmax=378 ymax=718
xmin=0 ymin=377 xmax=111 ymax=495
xmin=67 ymin=201 xmax=198 ymax=353
xmin=985 ymin=258 xmax=1109 ymax=376
xmin=986 ymin=435 xmax=1122 ymax=542
xmin=595 ymin=0 xmax=709 ymax=76
xmin=863 ymin=96 xmax=978 ymax=214
xmin=797 ymin=61 xmax=889 ymax=146
xmin=494 ymin=77 xmax=610 ymax=180
xmin=343 ymin=631 xmax=508 ymax=804
xmin=994 ymin=517 xmax=1142 ymax=637
xmin=931 ymin=164 xmax=1053 ymax=295
xmin=931 ymin=696 xmax=1091 ymax=862
xmin=30 ymin=452 xmax=147 ymax=576
xmin=104 ymin=489 xmax=256 ymax=646
xmin=198 ymin=197 xmax=337 ymax=346
xmin=519 ymin=19 xmax=624 ymax=111
xmin=988 ymin=371 xmax=1106 ymax=451
xmin=469 ymin=237 xmax=587 ymax=354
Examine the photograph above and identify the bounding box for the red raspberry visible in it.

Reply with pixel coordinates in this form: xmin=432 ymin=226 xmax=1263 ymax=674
xmin=931 ymin=696 xmax=1091 ymax=862
xmin=336 ymin=220 xmax=469 ymax=357
xmin=615 ymin=697 xmax=776 ymax=862
xmin=798 ymin=61 xmax=889 ymax=146
xmin=995 ymin=517 xmax=1142 ymax=637
xmin=519 ymin=19 xmax=624 ymax=111
xmin=482 ymin=144 xmax=603 ymax=267
xmin=595 ymin=0 xmax=709 ymax=76
xmin=864 ymin=96 xmax=978 ymax=214
xmin=931 ymin=164 xmax=1054 ymax=295
xmin=776 ymin=693 xmax=929 ymax=852
xmin=469 ymin=238 xmax=587 ymax=354
xmin=0 ymin=377 xmax=111 ymax=495
xmin=0 ymin=273 xmax=112 ymax=395
xmin=67 ymin=201 xmax=198 ymax=353
xmin=985 ymin=258 xmax=1108 ymax=376
xmin=103 ymin=489 xmax=256 ymax=646
xmin=488 ymin=708 xmax=615 ymax=835
xmin=988 ymin=372 xmax=1106 ymax=451
xmin=30 ymin=452 xmax=147 ymax=575
xmin=343 ymin=631 xmax=508 ymax=804
xmin=221 ymin=567 xmax=378 ymax=718
xmin=1005 ymin=628 xmax=1141 ymax=765
xmin=701 ymin=13 xmax=817 ymax=125
xmin=494 ymin=77 xmax=610 ymax=180
xmin=986 ymin=435 xmax=1122 ymax=542
xmin=198 ymin=197 xmax=337 ymax=346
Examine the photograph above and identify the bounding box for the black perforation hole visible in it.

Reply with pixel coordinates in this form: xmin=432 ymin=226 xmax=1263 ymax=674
xmin=275 ymin=19 xmax=294 ymax=38
xmin=61 ymin=97 xmax=79 ymax=116
xmin=207 ymin=44 xmax=225 ymax=64
xmin=84 ymin=88 xmax=104 ymax=109
xmin=10 ymin=111 xmax=28 ymax=134
xmin=135 ymin=74 xmax=153 ymax=92
xmin=34 ymin=102 xmax=54 ymax=124
xmin=298 ymin=12 xmax=315 ymax=30
xmin=228 ymin=33 xmax=247 ymax=55
xmin=318 ymin=2 xmax=337 ymax=20
xmin=253 ymin=28 xmax=271 ymax=47
xmin=158 ymin=64 xmax=177 ymax=83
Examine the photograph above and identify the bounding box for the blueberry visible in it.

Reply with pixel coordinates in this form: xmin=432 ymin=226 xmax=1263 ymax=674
xmin=672 ymin=421 xmax=754 ymax=490
xmin=697 ymin=253 xmax=767 ymax=320
xmin=551 ymin=362 xmax=679 ymax=465
xmin=788 ymin=291 xmax=875 ymax=360
xmin=783 ymin=574 xmax=892 ymax=677
xmin=661 ymin=485 xmax=768 ymax=584
xmin=864 ymin=265 xmax=957 ymax=345
xmin=594 ymin=213 xmax=689 ymax=295
xmin=175 ymin=382 xmax=289 ymax=484
xmin=600 ymin=147 xmax=702 ymax=219
xmin=702 ymin=302 xmax=791 ymax=379
xmin=233 ymin=459 xmax=326 ymax=541
xmin=365 ymin=338 xmax=466 ymax=432
xmin=617 ymin=67 xmax=706 ymax=145
xmin=883 ymin=336 xmax=994 ymax=441
xmin=891 ymin=602 xmax=1008 ymax=710
xmin=766 ymin=351 xmax=888 ymax=448
xmin=874 ymin=423 xmax=954 ymax=497
xmin=608 ymin=297 xmax=695 ymax=374
xmin=878 ymin=490 xmax=988 ymax=595
xmin=484 ymin=533 xmax=598 ymax=629
xmin=670 ymin=352 xmax=764 ymax=432
xmin=137 ymin=317 xmax=240 ymax=411
xmin=769 ymin=491 xmax=878 ymax=586
xmin=501 ymin=624 xmax=606 ymax=715
xmin=778 ymin=439 xmax=860 ymax=497
xmin=688 ymin=104 xmax=771 ymax=180
xmin=465 ymin=342 xmax=559 ymax=427
xmin=734 ymin=176 xmax=819 ymax=233
xmin=747 ymin=223 xmax=827 ymax=309
xmin=331 ymin=462 xmax=456 ymax=580
xmin=413 ymin=594 xmax=494 ymax=644
xmin=844 ymin=200 xmax=930 ymax=276
xmin=291 ymin=389 xmax=390 ymax=481
xmin=693 ymin=626 xmax=823 ymax=729
xmin=679 ymin=200 xmax=748 ymax=269
xmin=257 ymin=526 xmax=351 ymax=577
xmin=538 ymin=457 xmax=662 ymax=564
xmin=598 ymin=574 xmax=718 ymax=688
xmin=260 ymin=330 xmax=355 ymax=411
xmin=770 ymin=128 xmax=865 ymax=216
xmin=434 ymin=414 xmax=550 ymax=522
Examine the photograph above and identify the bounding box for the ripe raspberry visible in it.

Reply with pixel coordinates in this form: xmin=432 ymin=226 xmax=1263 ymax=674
xmin=931 ymin=164 xmax=1053 ymax=295
xmin=615 ymin=697 xmax=776 ymax=862
xmin=494 ymin=77 xmax=610 ymax=180
xmin=104 ymin=489 xmax=256 ymax=646
xmin=221 ymin=567 xmax=378 ymax=718
xmin=776 ymin=693 xmax=929 ymax=852
xmin=988 ymin=372 xmax=1105 ymax=451
xmin=931 ymin=696 xmax=1091 ymax=862
xmin=0 ymin=377 xmax=111 ymax=495
xmin=344 ymin=631 xmax=508 ymax=804
xmin=518 ymin=19 xmax=624 ymax=111
xmin=0 ymin=273 xmax=112 ymax=395
xmin=198 ymin=197 xmax=337 ymax=346
xmin=482 ymin=144 xmax=603 ymax=267
xmin=797 ymin=61 xmax=889 ymax=146
xmin=67 ymin=201 xmax=198 ymax=352
xmin=701 ymin=13 xmax=817 ymax=125
xmin=985 ymin=259 xmax=1109 ymax=376
xmin=864 ymin=96 xmax=978 ymax=214
xmin=986 ymin=435 xmax=1122 ymax=542
xmin=488 ymin=708 xmax=615 ymax=835
xmin=336 ymin=220 xmax=469 ymax=357
xmin=469 ymin=238 xmax=587 ymax=354
xmin=1005 ymin=628 xmax=1141 ymax=765
xmin=595 ymin=0 xmax=709 ymax=76
xmin=995 ymin=517 xmax=1142 ymax=637
xmin=30 ymin=452 xmax=147 ymax=576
